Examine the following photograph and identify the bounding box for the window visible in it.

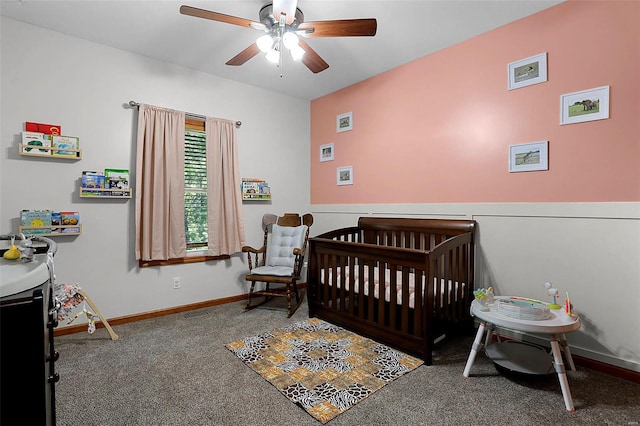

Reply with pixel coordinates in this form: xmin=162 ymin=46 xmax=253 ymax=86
xmin=184 ymin=119 xmax=207 ymax=251
xmin=136 ymin=105 xmax=243 ymax=267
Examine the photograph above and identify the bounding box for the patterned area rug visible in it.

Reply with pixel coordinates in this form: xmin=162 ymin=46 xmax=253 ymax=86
xmin=225 ymin=318 xmax=424 ymax=423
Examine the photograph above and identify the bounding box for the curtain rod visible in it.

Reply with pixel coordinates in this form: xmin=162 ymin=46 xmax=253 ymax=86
xmin=128 ymin=101 xmax=241 ymax=128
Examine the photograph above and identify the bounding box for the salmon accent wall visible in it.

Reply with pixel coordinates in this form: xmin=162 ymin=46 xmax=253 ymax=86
xmin=310 ymin=1 xmax=640 ymax=204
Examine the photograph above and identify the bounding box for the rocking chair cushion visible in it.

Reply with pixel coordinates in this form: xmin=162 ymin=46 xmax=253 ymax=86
xmin=266 ymin=224 xmax=307 ymax=268
xmin=250 ymin=265 xmax=294 ymax=277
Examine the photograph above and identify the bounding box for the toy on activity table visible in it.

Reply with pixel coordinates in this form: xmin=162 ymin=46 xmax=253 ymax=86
xmin=564 ymin=292 xmax=573 ymax=316
xmin=473 ymin=287 xmax=495 ymax=310
xmin=544 ymin=282 xmax=562 ymax=310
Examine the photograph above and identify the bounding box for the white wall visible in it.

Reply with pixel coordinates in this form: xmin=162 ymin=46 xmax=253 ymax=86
xmin=310 ymin=203 xmax=640 ymax=372
xmin=1 ymin=18 xmax=311 ymax=319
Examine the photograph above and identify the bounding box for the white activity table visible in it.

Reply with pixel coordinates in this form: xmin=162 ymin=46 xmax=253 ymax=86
xmin=462 ymin=296 xmax=581 ymax=412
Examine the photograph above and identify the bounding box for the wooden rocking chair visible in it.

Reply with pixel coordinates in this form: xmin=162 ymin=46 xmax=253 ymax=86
xmin=242 ymin=213 xmax=313 ymax=317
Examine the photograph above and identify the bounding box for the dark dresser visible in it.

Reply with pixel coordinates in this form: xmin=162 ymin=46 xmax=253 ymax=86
xmin=1 ymin=280 xmax=58 ymax=425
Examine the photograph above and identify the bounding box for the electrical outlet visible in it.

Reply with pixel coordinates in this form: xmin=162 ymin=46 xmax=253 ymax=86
xmin=173 ymin=277 xmax=181 ymax=289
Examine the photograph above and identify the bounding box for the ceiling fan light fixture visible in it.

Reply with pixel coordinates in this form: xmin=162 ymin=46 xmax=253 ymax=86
xmin=265 ymin=48 xmax=280 ymax=64
xmin=256 ymin=34 xmax=274 ymax=53
xmin=180 ymin=3 xmax=377 ymax=74
xmin=282 ymin=31 xmax=299 ymax=50
xmin=290 ymin=45 xmax=305 ymax=61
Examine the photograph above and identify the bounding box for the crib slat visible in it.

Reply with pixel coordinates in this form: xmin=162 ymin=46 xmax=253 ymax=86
xmin=341 ymin=259 xmax=348 ymax=313
xmin=322 ymin=253 xmax=330 ymax=307
xmin=389 ymin=263 xmax=398 ymax=330
xmin=377 ymin=262 xmax=385 ymax=327
xmin=358 ymin=260 xmax=366 ymax=322
xmin=366 ymin=261 xmax=375 ymax=322
xmin=414 ymin=268 xmax=423 ymax=336
xmin=348 ymin=258 xmax=356 ymax=316
xmin=401 ymin=267 xmax=410 ymax=334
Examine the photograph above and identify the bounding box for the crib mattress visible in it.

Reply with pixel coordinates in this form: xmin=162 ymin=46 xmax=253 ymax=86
xmin=320 ymin=267 xmax=464 ymax=309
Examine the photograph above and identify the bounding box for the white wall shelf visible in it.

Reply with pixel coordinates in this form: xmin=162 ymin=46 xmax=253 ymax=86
xmin=79 ymin=187 xmax=132 ymax=199
xmin=19 ymin=143 xmax=82 ymax=160
xmin=18 ymin=225 xmax=82 ymax=236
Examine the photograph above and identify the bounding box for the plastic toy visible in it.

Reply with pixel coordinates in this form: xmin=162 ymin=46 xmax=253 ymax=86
xmin=544 ymin=282 xmax=562 ymax=310
xmin=2 ymin=236 xmax=21 ymax=260
xmin=564 ymin=292 xmax=573 ymax=316
xmin=473 ymin=287 xmax=495 ymax=310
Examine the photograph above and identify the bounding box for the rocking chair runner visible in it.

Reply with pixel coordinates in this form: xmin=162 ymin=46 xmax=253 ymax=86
xmin=242 ymin=213 xmax=313 ymax=317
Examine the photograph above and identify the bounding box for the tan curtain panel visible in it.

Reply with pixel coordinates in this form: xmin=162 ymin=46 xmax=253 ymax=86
xmin=205 ymin=117 xmax=246 ymax=256
xmin=135 ymin=104 xmax=187 ymax=261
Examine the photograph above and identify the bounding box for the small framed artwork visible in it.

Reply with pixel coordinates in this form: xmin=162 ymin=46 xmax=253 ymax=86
xmin=337 ymin=166 xmax=353 ymax=185
xmin=508 ymin=52 xmax=547 ymax=90
xmin=509 ymin=141 xmax=548 ymax=173
xmin=336 ymin=112 xmax=353 ymax=133
xmin=320 ymin=143 xmax=334 ymax=162
xmin=560 ymin=85 xmax=610 ymax=125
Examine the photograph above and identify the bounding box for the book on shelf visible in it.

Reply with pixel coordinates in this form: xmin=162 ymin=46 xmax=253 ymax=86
xmin=104 ymin=168 xmax=130 ymax=196
xmin=81 ymin=171 xmax=105 ymax=195
xmin=60 ymin=212 xmax=80 ymax=233
xmin=25 ymin=121 xmax=61 ymax=135
xmin=51 ymin=211 xmax=62 ymax=233
xmin=242 ymin=181 xmax=260 ymax=195
xmin=258 ymin=183 xmax=270 ymax=195
xmin=21 ymin=131 xmax=52 ymax=156
xmin=20 ymin=210 xmax=53 ymax=234
xmin=52 ymin=135 xmax=80 ymax=156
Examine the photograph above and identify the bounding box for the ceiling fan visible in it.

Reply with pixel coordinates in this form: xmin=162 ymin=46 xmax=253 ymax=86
xmin=180 ymin=0 xmax=377 ymax=73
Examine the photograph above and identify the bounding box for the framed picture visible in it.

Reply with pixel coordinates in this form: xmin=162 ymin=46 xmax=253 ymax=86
xmin=560 ymin=85 xmax=610 ymax=125
xmin=336 ymin=112 xmax=353 ymax=133
xmin=337 ymin=166 xmax=353 ymax=185
xmin=508 ymin=52 xmax=547 ymax=90
xmin=320 ymin=143 xmax=334 ymax=162
xmin=509 ymin=141 xmax=548 ymax=173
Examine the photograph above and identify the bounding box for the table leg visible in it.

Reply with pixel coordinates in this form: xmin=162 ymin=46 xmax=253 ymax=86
xmin=550 ymin=336 xmax=575 ymax=412
xmin=559 ymin=334 xmax=576 ymax=371
xmin=463 ymin=321 xmax=486 ymax=378
xmin=484 ymin=323 xmax=495 ymax=346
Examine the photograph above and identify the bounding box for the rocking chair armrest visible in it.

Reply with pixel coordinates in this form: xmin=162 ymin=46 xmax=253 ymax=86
xmin=242 ymin=245 xmax=265 ymax=254
xmin=292 ymin=247 xmax=307 ymax=256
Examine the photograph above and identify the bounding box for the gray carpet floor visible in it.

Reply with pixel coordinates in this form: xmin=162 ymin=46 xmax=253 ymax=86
xmin=54 ymin=298 xmax=640 ymax=425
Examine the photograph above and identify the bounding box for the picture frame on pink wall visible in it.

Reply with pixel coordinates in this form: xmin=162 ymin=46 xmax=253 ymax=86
xmin=508 ymin=52 xmax=547 ymax=90
xmin=337 ymin=166 xmax=353 ymax=185
xmin=336 ymin=112 xmax=353 ymax=133
xmin=560 ymin=86 xmax=610 ymax=125
xmin=509 ymin=141 xmax=548 ymax=173
xmin=320 ymin=143 xmax=334 ymax=162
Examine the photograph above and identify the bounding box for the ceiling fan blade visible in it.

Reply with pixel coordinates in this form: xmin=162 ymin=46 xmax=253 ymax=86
xmin=298 ymin=39 xmax=329 ymax=73
xmin=298 ymin=19 xmax=377 ymax=38
xmin=273 ymin=0 xmax=298 ymax=25
xmin=226 ymin=43 xmax=261 ymax=66
xmin=180 ymin=5 xmax=266 ymax=30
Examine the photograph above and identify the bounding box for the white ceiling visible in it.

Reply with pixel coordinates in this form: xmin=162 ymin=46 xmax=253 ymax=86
xmin=1 ymin=0 xmax=563 ymax=100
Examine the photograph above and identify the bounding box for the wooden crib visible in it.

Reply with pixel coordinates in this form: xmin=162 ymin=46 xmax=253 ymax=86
xmin=307 ymin=217 xmax=476 ymax=365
